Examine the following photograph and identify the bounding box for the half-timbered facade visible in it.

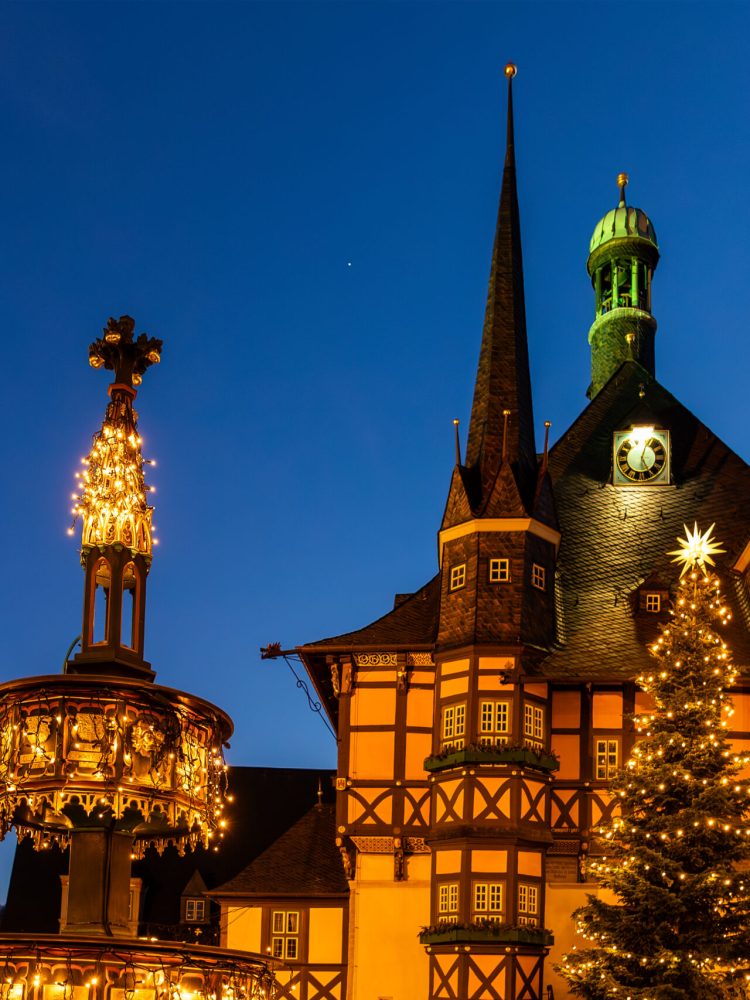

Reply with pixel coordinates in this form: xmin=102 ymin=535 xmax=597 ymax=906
xmin=265 ymin=67 xmax=750 ymax=1000
xmin=212 ymin=803 xmax=349 ymax=1000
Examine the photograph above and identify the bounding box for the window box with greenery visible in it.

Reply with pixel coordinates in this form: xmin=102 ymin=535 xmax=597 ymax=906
xmin=424 ymin=742 xmax=559 ymax=774
xmin=419 ymin=920 xmax=553 ymax=947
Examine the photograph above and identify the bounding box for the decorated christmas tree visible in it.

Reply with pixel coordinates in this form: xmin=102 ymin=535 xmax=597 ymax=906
xmin=558 ymin=525 xmax=750 ymax=999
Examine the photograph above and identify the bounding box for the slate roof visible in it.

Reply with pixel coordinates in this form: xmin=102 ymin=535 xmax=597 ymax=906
xmin=304 ymin=574 xmax=440 ymax=650
xmin=181 ymin=870 xmax=208 ymax=897
xmin=545 ymin=361 xmax=750 ymax=678
xmin=297 ymin=575 xmax=441 ymax=724
xmin=212 ymin=804 xmax=347 ymax=898
xmin=299 ymin=359 xmax=750 ymax=695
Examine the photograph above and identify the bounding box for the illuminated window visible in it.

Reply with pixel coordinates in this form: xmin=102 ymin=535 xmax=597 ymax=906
xmin=518 ymin=884 xmax=539 ymax=926
xmin=473 ymin=881 xmax=504 ymax=923
xmin=489 ymin=558 xmax=510 ymax=583
xmin=523 ymin=703 xmax=544 ymax=746
xmin=450 ymin=564 xmax=466 ymax=591
xmin=479 ymin=700 xmax=511 ymax=747
xmin=185 ymin=898 xmax=206 ymax=923
xmin=595 ymin=738 xmax=619 ymax=780
xmin=441 ymin=703 xmax=466 ymax=750
xmin=531 ymin=563 xmax=546 ymax=591
xmin=271 ymin=911 xmax=300 ymax=960
xmin=645 ymin=593 xmax=661 ymax=613
xmin=438 ymin=882 xmax=459 ymax=923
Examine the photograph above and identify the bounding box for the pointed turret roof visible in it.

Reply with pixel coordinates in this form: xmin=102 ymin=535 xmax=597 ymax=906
xmin=464 ymin=66 xmax=537 ymax=511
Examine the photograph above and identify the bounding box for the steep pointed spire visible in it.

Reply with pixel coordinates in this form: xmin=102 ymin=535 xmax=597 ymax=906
xmin=465 ymin=64 xmax=537 ymax=509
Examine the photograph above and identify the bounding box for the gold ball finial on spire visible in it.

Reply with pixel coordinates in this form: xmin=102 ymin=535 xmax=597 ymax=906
xmin=504 ymin=63 xmax=517 ymax=78
xmin=617 ymin=172 xmax=629 ymax=206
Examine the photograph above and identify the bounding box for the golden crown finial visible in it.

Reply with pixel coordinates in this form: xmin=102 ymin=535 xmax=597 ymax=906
xmin=504 ymin=63 xmax=517 ymax=78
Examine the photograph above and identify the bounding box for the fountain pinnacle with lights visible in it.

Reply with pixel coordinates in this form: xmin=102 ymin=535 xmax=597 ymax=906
xmin=0 ymin=316 xmax=234 ymax=939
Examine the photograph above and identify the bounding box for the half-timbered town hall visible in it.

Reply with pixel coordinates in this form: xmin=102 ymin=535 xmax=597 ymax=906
xmin=216 ymin=64 xmax=750 ymax=1000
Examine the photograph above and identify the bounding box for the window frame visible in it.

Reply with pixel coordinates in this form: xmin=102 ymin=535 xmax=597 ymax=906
xmin=270 ymin=909 xmax=301 ymax=962
xmin=472 ymin=880 xmax=504 ymax=923
xmin=523 ymin=703 xmax=544 ymax=747
xmin=437 ymin=881 xmax=459 ymax=924
xmin=479 ymin=699 xmax=511 ymax=747
xmin=594 ymin=737 xmax=620 ymax=780
xmin=489 ymin=558 xmax=511 ymax=584
xmin=185 ymin=897 xmax=206 ymax=923
xmin=449 ymin=563 xmax=467 ymax=591
xmin=441 ymin=702 xmax=466 ymax=750
xmin=644 ymin=593 xmax=661 ymax=613
xmin=518 ymin=883 xmax=540 ymax=926
xmin=531 ymin=563 xmax=546 ymax=591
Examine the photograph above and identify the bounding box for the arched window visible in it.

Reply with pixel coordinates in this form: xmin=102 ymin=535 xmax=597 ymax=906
xmin=92 ymin=557 xmax=111 ymax=644
xmin=122 ymin=561 xmax=139 ymax=650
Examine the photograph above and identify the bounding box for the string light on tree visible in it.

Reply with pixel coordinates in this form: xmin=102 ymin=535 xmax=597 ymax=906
xmin=557 ymin=526 xmax=750 ymax=998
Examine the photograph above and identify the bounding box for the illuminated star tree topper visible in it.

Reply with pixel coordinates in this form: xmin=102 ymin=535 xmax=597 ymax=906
xmin=668 ymin=521 xmax=726 ymax=578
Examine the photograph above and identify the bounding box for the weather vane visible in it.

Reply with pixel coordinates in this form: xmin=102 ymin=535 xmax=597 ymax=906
xmin=668 ymin=522 xmax=725 ymax=578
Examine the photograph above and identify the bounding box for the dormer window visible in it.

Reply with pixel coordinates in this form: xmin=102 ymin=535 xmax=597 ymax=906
xmin=645 ymin=593 xmax=661 ymax=613
xmin=450 ymin=564 xmax=466 ymax=591
xmin=180 ymin=870 xmax=210 ymax=928
xmin=634 ymin=577 xmax=669 ymax=615
xmin=185 ymin=898 xmax=207 ymax=923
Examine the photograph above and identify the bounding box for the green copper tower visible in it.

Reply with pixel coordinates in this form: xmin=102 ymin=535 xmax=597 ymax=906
xmin=586 ymin=174 xmax=659 ymax=398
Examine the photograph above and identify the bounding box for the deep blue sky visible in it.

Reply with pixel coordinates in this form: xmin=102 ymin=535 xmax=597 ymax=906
xmin=1 ymin=1 xmax=749 ymax=860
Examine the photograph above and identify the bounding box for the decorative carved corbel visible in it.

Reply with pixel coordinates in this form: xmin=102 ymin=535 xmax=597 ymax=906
xmin=340 ymin=659 xmax=354 ymax=695
xmin=393 ymin=836 xmax=405 ymax=881
xmin=396 ymin=653 xmax=409 ymax=693
xmin=336 ymin=836 xmax=355 ymax=880
xmin=577 ymin=836 xmax=590 ymax=883
xmin=330 ymin=661 xmax=341 ymax=698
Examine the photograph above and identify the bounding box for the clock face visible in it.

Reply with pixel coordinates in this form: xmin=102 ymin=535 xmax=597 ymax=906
xmin=613 ymin=428 xmax=670 ymax=485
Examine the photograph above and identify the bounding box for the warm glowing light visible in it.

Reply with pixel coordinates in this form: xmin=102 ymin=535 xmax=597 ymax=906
xmin=669 ymin=522 xmax=726 ymax=578
xmin=71 ymin=396 xmax=155 ymax=561
xmin=628 ymin=424 xmax=654 ymax=448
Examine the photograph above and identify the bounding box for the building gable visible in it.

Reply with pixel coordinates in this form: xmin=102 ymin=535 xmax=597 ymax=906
xmin=547 ymin=362 xmax=750 ymax=678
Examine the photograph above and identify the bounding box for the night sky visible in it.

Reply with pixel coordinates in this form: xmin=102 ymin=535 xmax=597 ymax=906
xmin=1 ymin=1 xmax=749 ymax=888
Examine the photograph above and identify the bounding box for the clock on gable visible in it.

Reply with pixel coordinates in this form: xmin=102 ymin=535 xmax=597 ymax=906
xmin=613 ymin=426 xmax=670 ymax=486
